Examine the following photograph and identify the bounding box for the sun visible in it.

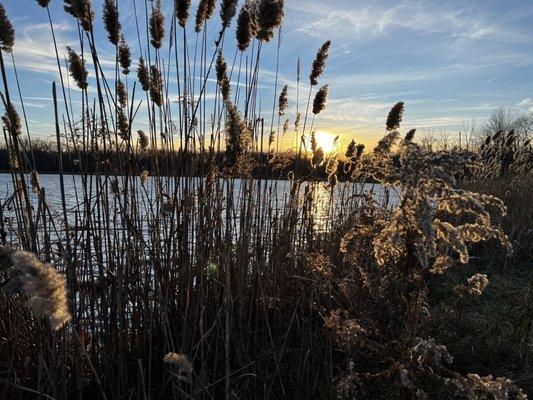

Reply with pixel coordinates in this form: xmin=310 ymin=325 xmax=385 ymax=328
xmin=314 ymin=131 xmax=337 ymax=153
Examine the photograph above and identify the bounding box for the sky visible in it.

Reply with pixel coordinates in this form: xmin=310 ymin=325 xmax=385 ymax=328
xmin=2 ymin=0 xmax=533 ymax=148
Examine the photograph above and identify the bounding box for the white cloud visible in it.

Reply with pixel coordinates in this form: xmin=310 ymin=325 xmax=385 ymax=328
xmin=517 ymin=98 xmax=533 ymax=113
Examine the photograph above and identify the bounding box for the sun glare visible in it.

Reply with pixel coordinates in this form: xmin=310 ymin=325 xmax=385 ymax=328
xmin=315 ymin=131 xmax=336 ymax=153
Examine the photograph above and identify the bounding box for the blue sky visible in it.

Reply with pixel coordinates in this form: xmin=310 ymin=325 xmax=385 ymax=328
xmin=2 ymin=0 xmax=533 ymax=146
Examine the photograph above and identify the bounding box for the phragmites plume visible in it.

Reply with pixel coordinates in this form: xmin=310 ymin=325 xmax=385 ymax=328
xmin=310 ymin=40 xmax=331 ymax=86
xmin=194 ymin=0 xmax=209 ymax=32
xmin=278 ymin=84 xmax=288 ymax=116
xmin=149 ymin=64 xmax=163 ymax=106
xmin=66 ymin=46 xmax=88 ymax=90
xmin=236 ymin=3 xmax=253 ymax=51
xmin=295 ymin=112 xmax=301 ymax=132
xmin=103 ymin=0 xmax=121 ymax=45
xmin=345 ymin=139 xmax=356 ymax=159
xmin=149 ymin=0 xmax=165 ymax=49
xmin=175 ymin=0 xmax=191 ymax=28
xmin=405 ymin=128 xmax=416 ymax=142
xmin=0 ymin=247 xmax=71 ymax=331
xmin=0 ymin=4 xmax=15 ymax=52
xmin=2 ymin=103 xmax=22 ymax=136
xmin=140 ymin=170 xmax=149 ymax=184
xmin=138 ymin=130 xmax=149 ymax=150
xmin=255 ymin=0 xmax=284 ymax=42
xmin=64 ymin=0 xmax=94 ymax=32
xmin=386 ymin=101 xmax=404 ymax=131
xmin=30 ymin=171 xmax=40 ymax=193
xmin=137 ymin=57 xmax=150 ymax=91
xmin=225 ymin=101 xmax=251 ymax=173
xmin=163 ymin=353 xmax=192 ymax=373
xmin=220 ymin=0 xmax=238 ymax=28
xmin=118 ymin=109 xmax=129 ymax=140
xmin=283 ymin=118 xmax=289 ymax=135
xmin=312 ymin=84 xmax=329 ymax=115
xmin=117 ymin=80 xmax=127 ymax=108
xmin=216 ymin=51 xmax=231 ymax=101
xmin=37 ymin=0 xmax=51 ymax=7
xmin=310 ymin=130 xmax=317 ymax=153
xmin=118 ymin=34 xmax=131 ymax=75
xmin=312 ymin=147 xmax=325 ymax=167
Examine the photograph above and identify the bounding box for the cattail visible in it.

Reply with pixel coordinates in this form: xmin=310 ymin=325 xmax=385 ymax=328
xmin=138 ymin=130 xmax=149 ymax=149
xmin=255 ymin=0 xmax=284 ymax=42
xmin=220 ymin=0 xmax=237 ymax=28
xmin=118 ymin=34 xmax=131 ymax=75
xmin=29 ymin=171 xmax=40 ymax=193
xmin=117 ymin=80 xmax=127 ymax=108
xmin=405 ymin=128 xmax=416 ymax=142
xmin=0 ymin=4 xmax=14 ymax=52
xmin=140 ymin=170 xmax=149 ymax=184
xmin=64 ymin=0 xmax=94 ymax=32
xmin=137 ymin=57 xmax=150 ymax=91
xmin=118 ymin=108 xmax=129 ymax=140
xmin=2 ymin=103 xmax=22 ymax=136
xmin=278 ymin=84 xmax=288 ymax=116
xmin=163 ymin=353 xmax=192 ymax=373
xmin=310 ymin=40 xmax=331 ymax=86
xmin=175 ymin=0 xmax=191 ymax=28
xmin=236 ymin=4 xmax=253 ymax=51
xmin=66 ymin=46 xmax=88 ymax=90
xmin=386 ymin=101 xmax=404 ymax=131
xmin=5 ymin=248 xmax=71 ymax=331
xmin=149 ymin=64 xmax=163 ymax=106
xmin=103 ymin=0 xmax=121 ymax=45
xmin=312 ymin=84 xmax=329 ymax=115
xmin=345 ymin=139 xmax=356 ymax=159
xmin=216 ymin=51 xmax=231 ymax=101
xmin=149 ymin=0 xmax=165 ymax=49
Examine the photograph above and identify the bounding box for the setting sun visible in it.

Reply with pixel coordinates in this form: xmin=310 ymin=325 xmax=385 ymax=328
xmin=314 ymin=131 xmax=337 ymax=153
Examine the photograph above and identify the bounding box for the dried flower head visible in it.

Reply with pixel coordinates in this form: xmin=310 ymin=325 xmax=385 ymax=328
xmin=220 ymin=0 xmax=237 ymax=28
xmin=2 ymin=103 xmax=22 ymax=136
xmin=195 ymin=0 xmax=209 ymax=32
xmin=255 ymin=0 xmax=284 ymax=42
xmin=455 ymin=273 xmax=489 ymax=297
xmin=30 ymin=171 xmax=40 ymax=193
xmin=103 ymin=0 xmax=121 ymax=45
xmin=310 ymin=40 xmax=331 ymax=86
xmin=66 ymin=46 xmax=88 ymax=90
xmin=8 ymin=249 xmax=71 ymax=331
xmin=137 ymin=57 xmax=150 ymax=91
xmin=118 ymin=108 xmax=129 ymax=140
xmin=0 ymin=4 xmax=15 ymax=52
xmin=345 ymin=139 xmax=356 ymax=159
xmin=140 ymin=170 xmax=149 ymax=184
xmin=310 ymin=130 xmax=317 ymax=153
xmin=138 ymin=130 xmax=149 ymax=149
xmin=118 ymin=34 xmax=131 ymax=75
xmin=236 ymin=3 xmax=253 ymax=51
xmin=312 ymin=84 xmax=329 ymax=115
xmin=37 ymin=0 xmax=51 ymax=6
xmin=225 ymin=101 xmax=252 ymax=173
xmin=278 ymin=84 xmax=288 ymax=116
xmin=386 ymin=101 xmax=404 ymax=131
xmin=405 ymin=128 xmax=416 ymax=142
xmin=149 ymin=64 xmax=163 ymax=106
xmin=175 ymin=0 xmax=191 ymax=28
xmin=216 ymin=51 xmax=231 ymax=101
xmin=64 ymin=0 xmax=94 ymax=32
xmin=117 ymin=80 xmax=127 ymax=108
xmin=163 ymin=352 xmax=192 ymax=373
xmin=149 ymin=0 xmax=165 ymax=49
xmin=312 ymin=147 xmax=325 ymax=167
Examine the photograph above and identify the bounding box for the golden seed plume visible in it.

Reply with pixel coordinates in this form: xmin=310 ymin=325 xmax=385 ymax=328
xmin=118 ymin=34 xmax=131 ymax=75
xmin=216 ymin=51 xmax=231 ymax=101
xmin=312 ymin=84 xmax=329 ymax=115
xmin=2 ymin=103 xmax=22 ymax=136
xmin=220 ymin=0 xmax=238 ymax=28
xmin=137 ymin=57 xmax=150 ymax=91
xmin=0 ymin=4 xmax=14 ymax=52
xmin=138 ymin=130 xmax=149 ymax=150
xmin=310 ymin=40 xmax=331 ymax=86
xmin=236 ymin=3 xmax=253 ymax=51
xmin=255 ymin=0 xmax=284 ymax=42
xmin=149 ymin=0 xmax=165 ymax=49
xmin=405 ymin=128 xmax=416 ymax=142
xmin=66 ymin=46 xmax=88 ymax=89
xmin=103 ymin=0 xmax=121 ymax=45
xmin=386 ymin=101 xmax=404 ymax=131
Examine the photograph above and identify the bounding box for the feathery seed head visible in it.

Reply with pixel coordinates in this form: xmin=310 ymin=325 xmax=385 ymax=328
xmin=345 ymin=139 xmax=356 ymax=159
xmin=103 ymin=0 xmax=121 ymax=45
xmin=149 ymin=64 xmax=163 ymax=106
xmin=278 ymin=84 xmax=288 ymax=116
xmin=117 ymin=80 xmax=127 ymax=108
xmin=37 ymin=0 xmax=51 ymax=7
xmin=310 ymin=40 xmax=331 ymax=86
xmin=118 ymin=109 xmax=129 ymax=140
xmin=2 ymin=103 xmax=21 ymax=136
xmin=255 ymin=0 xmax=284 ymax=42
xmin=140 ymin=170 xmax=149 ymax=184
xmin=64 ymin=0 xmax=94 ymax=32
xmin=175 ymin=0 xmax=191 ymax=27
xmin=137 ymin=57 xmax=150 ymax=91
xmin=216 ymin=51 xmax=231 ymax=101
xmin=0 ymin=4 xmax=14 ymax=52
xmin=386 ymin=101 xmax=404 ymax=131
xmin=236 ymin=4 xmax=253 ymax=51
xmin=138 ymin=130 xmax=149 ymax=149
xmin=220 ymin=0 xmax=238 ymax=28
xmin=66 ymin=46 xmax=88 ymax=89
xmin=405 ymin=128 xmax=416 ymax=142
xmin=149 ymin=0 xmax=165 ymax=49
xmin=312 ymin=84 xmax=329 ymax=115
xmin=118 ymin=35 xmax=131 ymax=74
xmin=195 ymin=0 xmax=209 ymax=32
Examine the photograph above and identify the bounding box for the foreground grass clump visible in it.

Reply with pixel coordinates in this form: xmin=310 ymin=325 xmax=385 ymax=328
xmin=0 ymin=1 xmax=531 ymax=399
